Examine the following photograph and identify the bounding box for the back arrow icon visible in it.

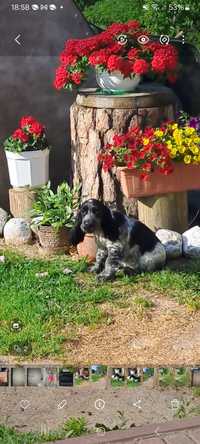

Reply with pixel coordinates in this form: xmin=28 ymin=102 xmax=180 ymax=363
xmin=14 ymin=34 xmax=21 ymax=45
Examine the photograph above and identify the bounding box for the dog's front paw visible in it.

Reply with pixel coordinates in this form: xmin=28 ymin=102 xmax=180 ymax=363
xmin=89 ymin=264 xmax=101 ymax=274
xmin=97 ymin=272 xmax=115 ymax=282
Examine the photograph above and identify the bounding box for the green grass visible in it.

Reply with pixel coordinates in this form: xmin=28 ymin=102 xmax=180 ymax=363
xmin=0 ymin=417 xmax=88 ymax=444
xmin=0 ymin=250 xmax=200 ymax=358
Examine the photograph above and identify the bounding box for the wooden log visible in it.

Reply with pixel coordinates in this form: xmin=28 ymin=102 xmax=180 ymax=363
xmin=70 ymin=85 xmax=178 ymax=215
xmin=9 ymin=187 xmax=37 ymax=220
xmin=138 ymin=192 xmax=188 ymax=233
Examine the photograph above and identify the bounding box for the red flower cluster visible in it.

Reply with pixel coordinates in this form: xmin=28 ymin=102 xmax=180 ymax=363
xmin=98 ymin=125 xmax=174 ymax=181
xmin=54 ymin=20 xmax=180 ymax=91
xmin=12 ymin=116 xmax=45 ymax=143
xmin=12 ymin=129 xmax=29 ymax=143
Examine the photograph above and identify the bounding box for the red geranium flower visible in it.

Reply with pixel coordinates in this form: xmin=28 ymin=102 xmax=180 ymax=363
xmin=128 ymin=48 xmax=140 ymax=60
xmin=20 ymin=116 xmax=36 ymax=128
xmin=54 ymin=66 xmax=69 ymax=90
xmin=132 ymin=59 xmax=149 ymax=75
xmin=60 ymin=52 xmax=77 ymax=66
xmin=107 ymin=55 xmax=123 ymax=71
xmin=89 ymin=49 xmax=109 ymax=66
xmin=29 ymin=121 xmax=44 ymax=137
xmin=106 ymin=23 xmax=128 ymax=36
xmin=71 ymin=72 xmax=84 ymax=85
xmin=12 ymin=129 xmax=29 ymax=143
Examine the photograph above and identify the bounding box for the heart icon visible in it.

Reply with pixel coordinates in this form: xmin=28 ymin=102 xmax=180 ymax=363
xmin=19 ymin=400 xmax=31 ymax=410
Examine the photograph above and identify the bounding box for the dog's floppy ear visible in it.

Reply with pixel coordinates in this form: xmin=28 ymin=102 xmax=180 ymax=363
xmin=69 ymin=209 xmax=85 ymax=246
xmin=101 ymin=204 xmax=118 ymax=241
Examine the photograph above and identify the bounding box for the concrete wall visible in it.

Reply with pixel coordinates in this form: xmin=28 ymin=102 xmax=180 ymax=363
xmin=0 ymin=0 xmax=93 ymax=210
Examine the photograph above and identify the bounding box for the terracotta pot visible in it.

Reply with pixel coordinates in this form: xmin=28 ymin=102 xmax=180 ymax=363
xmin=38 ymin=226 xmax=70 ymax=253
xmin=118 ymin=163 xmax=200 ymax=198
xmin=77 ymin=234 xmax=97 ymax=262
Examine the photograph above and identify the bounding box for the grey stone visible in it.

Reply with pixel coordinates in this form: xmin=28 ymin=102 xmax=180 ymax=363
xmin=182 ymin=226 xmax=200 ymax=257
xmin=4 ymin=218 xmax=32 ymax=245
xmin=156 ymin=229 xmax=182 ymax=259
xmin=0 ymin=208 xmax=8 ymax=236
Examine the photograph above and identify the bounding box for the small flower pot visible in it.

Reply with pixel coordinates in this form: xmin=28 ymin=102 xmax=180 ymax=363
xmin=96 ymin=70 xmax=141 ymax=93
xmin=118 ymin=163 xmax=200 ymax=198
xmin=37 ymin=226 xmax=70 ymax=254
xmin=77 ymin=234 xmax=97 ymax=262
xmin=5 ymin=149 xmax=49 ymax=188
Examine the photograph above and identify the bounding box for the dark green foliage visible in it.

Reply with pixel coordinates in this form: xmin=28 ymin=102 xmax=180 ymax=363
xmin=84 ymin=0 xmax=144 ymax=28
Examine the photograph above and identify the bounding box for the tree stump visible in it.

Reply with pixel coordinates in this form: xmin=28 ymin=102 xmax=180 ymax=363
xmin=9 ymin=187 xmax=38 ymax=220
xmin=70 ymin=85 xmax=178 ymax=216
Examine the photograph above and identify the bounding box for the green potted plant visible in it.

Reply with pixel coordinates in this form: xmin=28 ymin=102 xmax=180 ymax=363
xmin=32 ymin=182 xmax=80 ymax=253
xmin=3 ymin=116 xmax=50 ymax=188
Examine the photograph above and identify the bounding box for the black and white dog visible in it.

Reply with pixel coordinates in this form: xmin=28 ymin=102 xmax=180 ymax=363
xmin=70 ymin=199 xmax=166 ymax=281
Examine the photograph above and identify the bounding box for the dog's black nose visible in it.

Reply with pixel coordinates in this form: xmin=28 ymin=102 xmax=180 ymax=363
xmin=83 ymin=221 xmax=94 ymax=232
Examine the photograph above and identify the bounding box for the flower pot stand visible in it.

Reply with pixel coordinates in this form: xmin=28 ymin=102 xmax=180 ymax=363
xmin=137 ymin=192 xmax=188 ymax=233
xmin=9 ymin=187 xmax=38 ymax=221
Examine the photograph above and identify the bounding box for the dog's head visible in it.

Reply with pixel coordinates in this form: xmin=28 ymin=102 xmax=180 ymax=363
xmin=69 ymin=199 xmax=114 ymax=246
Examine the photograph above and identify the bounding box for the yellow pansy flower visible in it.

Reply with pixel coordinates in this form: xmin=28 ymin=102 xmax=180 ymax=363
xmin=171 ymin=123 xmax=178 ymax=130
xmin=170 ymin=148 xmax=177 ymax=157
xmin=184 ymin=127 xmax=195 ymax=136
xmin=184 ymin=155 xmax=192 ymax=164
xmin=154 ymin=130 xmax=164 ymax=137
xmin=178 ymin=146 xmax=186 ymax=154
xmin=166 ymin=140 xmax=172 ymax=149
xmin=191 ymin=146 xmax=199 ymax=155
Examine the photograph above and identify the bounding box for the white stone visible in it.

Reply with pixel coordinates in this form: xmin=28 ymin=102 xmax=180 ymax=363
xmin=4 ymin=218 xmax=32 ymax=245
xmin=63 ymin=268 xmax=73 ymax=275
xmin=156 ymin=229 xmax=182 ymax=259
xmin=35 ymin=272 xmax=48 ymax=278
xmin=182 ymin=226 xmax=200 ymax=257
xmin=0 ymin=208 xmax=8 ymax=237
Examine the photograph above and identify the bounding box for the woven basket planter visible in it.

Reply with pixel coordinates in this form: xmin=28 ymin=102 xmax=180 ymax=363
xmin=38 ymin=226 xmax=70 ymax=253
xmin=118 ymin=163 xmax=200 ymax=198
xmin=77 ymin=234 xmax=97 ymax=262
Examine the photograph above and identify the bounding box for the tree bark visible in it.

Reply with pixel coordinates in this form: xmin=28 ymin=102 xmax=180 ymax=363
xmin=70 ymin=86 xmax=178 ymax=216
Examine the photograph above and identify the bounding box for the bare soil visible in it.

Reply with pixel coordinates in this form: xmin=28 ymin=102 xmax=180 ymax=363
xmin=0 ymin=378 xmax=199 ymax=434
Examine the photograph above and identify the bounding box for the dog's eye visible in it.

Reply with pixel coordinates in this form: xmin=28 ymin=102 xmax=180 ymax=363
xmin=92 ymin=208 xmax=100 ymax=216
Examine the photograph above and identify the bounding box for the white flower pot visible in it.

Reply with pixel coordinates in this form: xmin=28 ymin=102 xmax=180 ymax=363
xmin=96 ymin=70 xmax=141 ymax=93
xmin=5 ymin=149 xmax=49 ymax=188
